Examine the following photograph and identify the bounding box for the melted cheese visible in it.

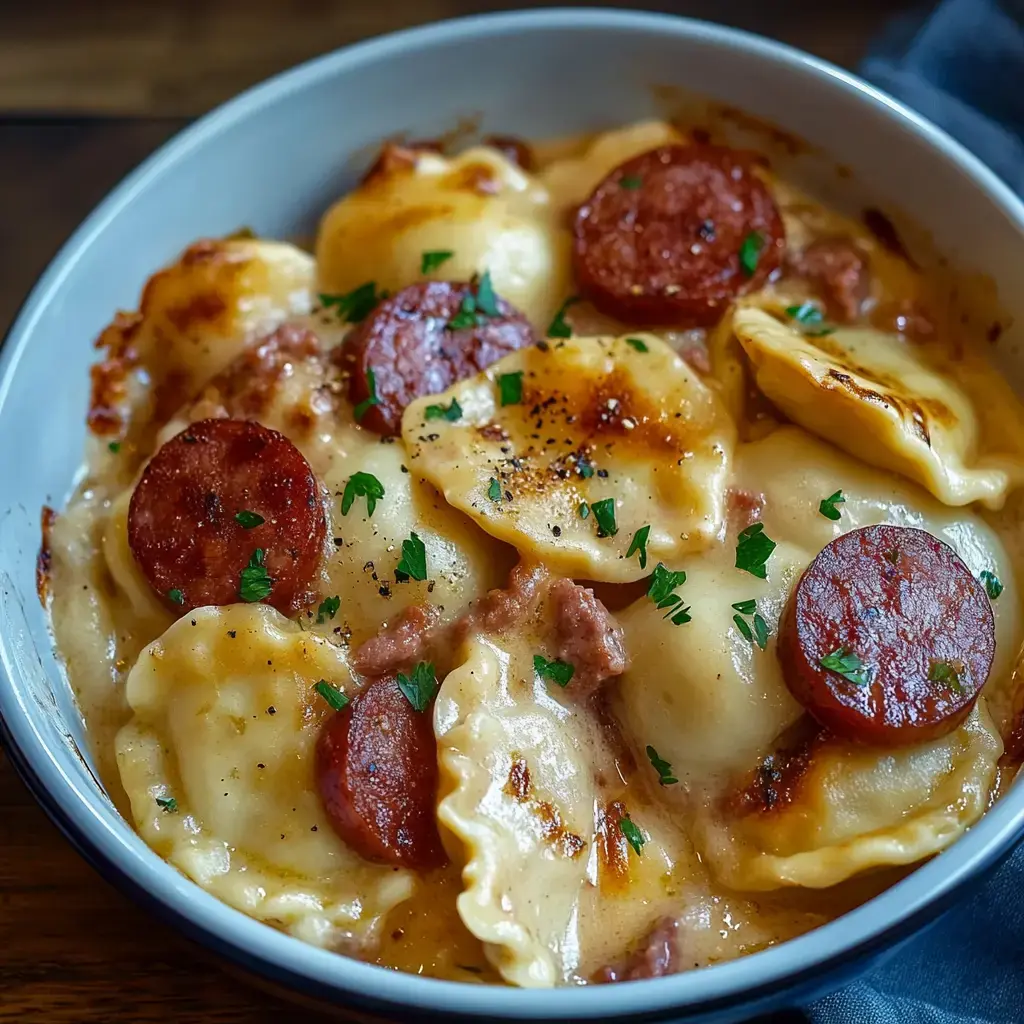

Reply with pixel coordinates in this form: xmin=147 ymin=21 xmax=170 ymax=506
xmin=316 ymin=146 xmax=569 ymax=329
xmin=734 ymin=307 xmax=1024 ymax=508
xmin=116 ymin=604 xmax=414 ymax=948
xmin=402 ymin=334 xmax=735 ymax=583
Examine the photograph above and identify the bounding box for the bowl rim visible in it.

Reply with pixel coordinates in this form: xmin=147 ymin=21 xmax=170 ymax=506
xmin=4 ymin=7 xmax=1024 ymax=1020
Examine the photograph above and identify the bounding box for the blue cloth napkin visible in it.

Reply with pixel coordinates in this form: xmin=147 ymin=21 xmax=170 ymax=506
xmin=807 ymin=3 xmax=1024 ymax=1020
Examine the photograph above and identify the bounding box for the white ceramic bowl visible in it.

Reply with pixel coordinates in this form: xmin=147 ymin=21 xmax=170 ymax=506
xmin=3 ymin=9 xmax=1024 ymax=1022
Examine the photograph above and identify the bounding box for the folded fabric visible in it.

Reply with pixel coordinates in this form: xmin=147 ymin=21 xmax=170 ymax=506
xmin=808 ymin=3 xmax=1024 ymax=1020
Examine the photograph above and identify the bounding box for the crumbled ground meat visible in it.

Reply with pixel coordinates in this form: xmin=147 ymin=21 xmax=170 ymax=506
xmin=785 ymin=238 xmax=870 ymax=323
xmin=350 ymin=603 xmax=441 ymax=677
xmin=454 ymin=562 xmax=546 ymax=641
xmin=593 ymin=917 xmax=682 ymax=983
xmin=549 ymin=578 xmax=629 ymax=695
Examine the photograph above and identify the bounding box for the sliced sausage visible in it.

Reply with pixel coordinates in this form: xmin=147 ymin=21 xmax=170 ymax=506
xmin=573 ymin=145 xmax=785 ymax=327
xmin=316 ymin=675 xmax=446 ymax=870
xmin=785 ymin=238 xmax=870 ymax=322
xmin=339 ymin=280 xmax=535 ymax=435
xmin=778 ymin=525 xmax=995 ymax=746
xmin=128 ymin=418 xmax=326 ymax=613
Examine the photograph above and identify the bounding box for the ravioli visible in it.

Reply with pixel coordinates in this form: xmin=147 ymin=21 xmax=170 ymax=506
xmin=116 ymin=604 xmax=414 ymax=948
xmin=316 ymin=145 xmax=569 ymax=329
xmin=402 ymin=334 xmax=735 ymax=583
xmin=699 ymin=702 xmax=1002 ymax=890
xmin=734 ymin=307 xmax=1024 ymax=508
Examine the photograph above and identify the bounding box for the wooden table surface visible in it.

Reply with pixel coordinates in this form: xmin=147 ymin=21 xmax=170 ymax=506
xmin=0 ymin=2 xmax=923 ymax=1020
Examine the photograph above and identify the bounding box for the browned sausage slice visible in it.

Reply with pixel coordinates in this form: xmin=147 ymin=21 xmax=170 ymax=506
xmin=339 ymin=279 xmax=535 ymax=435
xmin=778 ymin=524 xmax=995 ymax=746
xmin=128 ymin=418 xmax=326 ymax=613
xmin=573 ymin=145 xmax=785 ymax=327
xmin=316 ymin=675 xmax=446 ymax=870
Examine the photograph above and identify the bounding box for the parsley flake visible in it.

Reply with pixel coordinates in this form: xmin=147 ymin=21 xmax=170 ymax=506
xmin=626 ymin=524 xmax=651 ymax=570
xmin=341 ymin=471 xmax=385 ymax=516
xmin=786 ymin=301 xmax=835 ymax=337
xmin=590 ymin=497 xmax=618 ymax=538
xmin=425 ymin=397 xmax=463 ymax=422
xmin=239 ymin=549 xmax=273 ymax=603
xmin=738 ymin=231 xmax=765 ymax=277
xmin=497 ymin=371 xmax=524 ymax=406
xmin=155 ymin=796 xmax=178 ymax=813
xmin=320 ymin=282 xmax=384 ymax=323
xmin=735 ymin=522 xmax=776 ymax=579
xmin=534 ymin=654 xmax=575 ymax=688
xmin=819 ymin=647 xmax=871 ymax=687
xmin=624 ymin=336 xmax=649 ymax=353
xmin=980 ymin=570 xmax=1003 ymax=601
xmin=647 ymin=564 xmax=691 ymax=625
xmin=107 ymin=440 xmax=121 ymax=453
xmin=421 ymin=249 xmax=454 ymax=274
xmin=731 ymin=599 xmax=756 ymax=616
xmin=645 ymin=745 xmax=678 ymax=786
xmin=397 ymin=661 xmax=438 ymax=712
xmin=474 ymin=270 xmax=500 ymax=317
xmin=620 ymin=175 xmax=643 ymax=190
xmin=316 ymin=595 xmax=340 ymax=624
xmin=448 ymin=271 xmax=500 ymax=329
xmin=353 ymin=368 xmax=381 ymax=422
xmin=167 ymin=588 xmax=185 ymax=606
xmin=818 ymin=490 xmax=845 ymax=522
xmin=732 ymin=602 xmax=770 ymax=651
xmin=928 ymin=659 xmax=964 ymax=693
xmin=619 ymin=815 xmax=646 ymax=856
xmin=234 ymin=510 xmax=265 ymax=529
xmin=487 ymin=477 xmax=502 ymax=502
xmin=315 ymin=679 xmax=350 ymax=711
xmin=547 ymin=296 xmax=579 ymax=339
xmin=578 ymin=502 xmax=590 ymax=519
xmin=395 ymin=531 xmax=428 ymax=581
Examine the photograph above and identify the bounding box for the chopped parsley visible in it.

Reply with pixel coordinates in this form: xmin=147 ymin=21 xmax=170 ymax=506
xmin=619 ymin=815 xmax=646 ymax=856
xmin=619 ymin=175 xmax=643 ymax=190
xmin=928 ymin=659 xmax=964 ymax=694
xmin=353 ymin=368 xmax=380 ymax=422
xmin=578 ymin=502 xmax=590 ymax=519
xmin=818 ymin=490 xmax=845 ymax=522
xmin=533 ymin=654 xmax=575 ymax=688
xmin=735 ymin=522 xmax=776 ymax=579
xmin=167 ymin=588 xmax=185 ymax=606
xmin=487 ymin=477 xmax=502 ymax=502
xmin=448 ymin=270 xmax=500 ymax=329
xmin=577 ymin=458 xmax=595 ymax=479
xmin=316 ymin=595 xmax=340 ymax=624
xmin=239 ymin=548 xmax=273 ymax=603
xmin=497 ymin=370 xmax=524 ymax=406
xmin=786 ymin=301 xmax=835 ymax=337
xmin=980 ymin=570 xmax=1003 ymax=601
xmin=626 ymin=524 xmax=651 ymax=570
xmin=107 ymin=441 xmax=121 ymax=453
xmin=819 ymin=646 xmax=871 ymax=687
xmin=547 ymin=296 xmax=579 ymax=339
xmin=234 ymin=510 xmax=265 ymax=529
xmin=738 ymin=231 xmax=765 ymax=277
xmin=395 ymin=531 xmax=428 ymax=582
xmin=425 ymin=397 xmax=463 ymax=422
xmin=647 ymin=563 xmax=691 ymax=625
xmin=315 ymin=679 xmax=350 ymax=711
xmin=590 ymin=497 xmax=618 ymax=538
xmin=341 ymin=471 xmax=385 ymax=516
xmin=155 ymin=796 xmax=178 ymax=813
xmin=624 ymin=336 xmax=649 ymax=353
xmin=646 ymin=745 xmax=678 ymax=786
xmin=397 ymin=661 xmax=438 ymax=712
xmin=421 ymin=249 xmax=454 ymax=274
xmin=732 ymin=600 xmax=769 ymax=651
xmin=319 ymin=282 xmax=384 ymax=323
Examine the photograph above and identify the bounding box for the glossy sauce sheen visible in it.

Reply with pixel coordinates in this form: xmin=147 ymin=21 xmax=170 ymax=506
xmin=779 ymin=525 xmax=995 ymax=744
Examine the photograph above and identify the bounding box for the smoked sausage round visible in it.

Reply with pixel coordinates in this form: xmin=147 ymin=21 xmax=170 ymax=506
xmin=128 ymin=418 xmax=326 ymax=614
xmin=573 ymin=144 xmax=785 ymax=327
xmin=778 ymin=524 xmax=995 ymax=746
xmin=316 ymin=675 xmax=446 ymax=870
xmin=339 ymin=279 xmax=535 ymax=435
